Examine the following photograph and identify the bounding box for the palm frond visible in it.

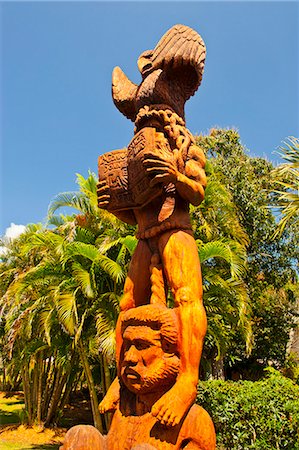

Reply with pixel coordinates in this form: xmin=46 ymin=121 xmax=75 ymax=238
xmin=54 ymin=292 xmax=77 ymax=335
xmin=38 ymin=307 xmax=55 ymax=346
xmin=272 ymin=137 xmax=299 ymax=236
xmin=94 ymin=256 xmax=125 ymax=283
xmin=20 ymin=231 xmax=64 ymax=255
xmin=96 ymin=312 xmax=116 ymax=359
xmin=48 ymin=192 xmax=92 ymax=217
xmin=74 ymin=227 xmax=96 ymax=244
xmin=76 ymin=172 xmax=98 ymax=208
xmin=97 ymin=236 xmax=122 ymax=254
xmin=63 ymin=242 xmax=99 ymax=263
xmin=47 ymin=215 xmax=68 ymax=228
xmin=72 ymin=262 xmax=94 ymax=298
xmin=198 ymin=239 xmax=246 ymax=279
xmin=121 ymin=235 xmax=138 ymax=255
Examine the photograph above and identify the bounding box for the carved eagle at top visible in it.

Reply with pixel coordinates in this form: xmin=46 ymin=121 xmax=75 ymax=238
xmin=112 ymin=24 xmax=206 ymax=122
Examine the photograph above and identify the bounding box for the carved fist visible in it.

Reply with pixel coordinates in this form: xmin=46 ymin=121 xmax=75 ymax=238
xmin=143 ymin=153 xmax=178 ymax=187
xmin=97 ymin=179 xmax=110 ymax=209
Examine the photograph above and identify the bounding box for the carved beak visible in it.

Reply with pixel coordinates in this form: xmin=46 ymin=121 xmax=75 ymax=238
xmin=138 ymin=50 xmax=154 ymax=78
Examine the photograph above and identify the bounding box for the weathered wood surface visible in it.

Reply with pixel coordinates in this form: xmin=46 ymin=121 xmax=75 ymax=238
xmin=61 ymin=23 xmax=216 ymax=450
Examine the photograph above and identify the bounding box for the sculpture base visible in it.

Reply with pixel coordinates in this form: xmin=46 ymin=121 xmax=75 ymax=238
xmin=60 ymin=403 xmax=216 ymax=450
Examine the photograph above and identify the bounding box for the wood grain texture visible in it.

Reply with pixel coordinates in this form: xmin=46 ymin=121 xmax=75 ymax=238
xmin=89 ymin=24 xmax=215 ymax=450
xmin=111 ymin=24 xmax=206 ymax=121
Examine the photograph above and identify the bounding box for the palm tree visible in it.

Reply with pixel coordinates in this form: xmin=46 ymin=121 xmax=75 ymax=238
xmin=272 ymin=137 xmax=299 ymax=237
xmin=271 ymin=138 xmax=299 ymax=363
xmin=0 ymin=225 xmax=78 ymax=426
xmin=191 ymin=158 xmax=252 ymax=379
xmin=46 ymin=172 xmax=136 ymax=429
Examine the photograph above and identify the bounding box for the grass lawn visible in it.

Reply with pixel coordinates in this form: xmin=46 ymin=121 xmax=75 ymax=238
xmin=1 ymin=443 xmax=60 ymax=450
xmin=0 ymin=392 xmax=24 ymax=426
xmin=0 ymin=393 xmax=64 ymax=450
xmin=1 ymin=442 xmax=60 ymax=450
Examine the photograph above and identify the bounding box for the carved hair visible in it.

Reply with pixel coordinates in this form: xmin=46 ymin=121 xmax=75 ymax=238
xmin=121 ymin=304 xmax=178 ymax=348
xmin=135 ymin=106 xmax=195 ymax=173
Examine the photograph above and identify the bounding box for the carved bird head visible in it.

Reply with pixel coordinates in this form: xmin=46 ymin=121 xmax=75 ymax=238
xmin=137 ymin=50 xmax=154 ymax=79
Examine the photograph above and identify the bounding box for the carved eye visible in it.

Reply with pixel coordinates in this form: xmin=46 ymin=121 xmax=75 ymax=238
xmin=123 ymin=339 xmax=131 ymax=352
xmin=135 ymin=340 xmax=150 ymax=351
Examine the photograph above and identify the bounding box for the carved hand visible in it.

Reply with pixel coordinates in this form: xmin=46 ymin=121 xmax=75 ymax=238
xmin=97 ymin=180 xmax=110 ymax=209
xmin=143 ymin=153 xmax=178 ymax=187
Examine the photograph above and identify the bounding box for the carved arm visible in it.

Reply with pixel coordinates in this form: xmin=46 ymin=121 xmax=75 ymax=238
xmin=143 ymin=145 xmax=207 ymax=207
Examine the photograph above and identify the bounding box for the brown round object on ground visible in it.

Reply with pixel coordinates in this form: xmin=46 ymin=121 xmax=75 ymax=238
xmin=59 ymin=425 xmax=104 ymax=450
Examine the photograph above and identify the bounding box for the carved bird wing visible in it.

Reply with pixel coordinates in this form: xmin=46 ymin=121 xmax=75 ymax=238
xmin=112 ymin=66 xmax=138 ymax=121
xmin=150 ymin=24 xmax=206 ymax=100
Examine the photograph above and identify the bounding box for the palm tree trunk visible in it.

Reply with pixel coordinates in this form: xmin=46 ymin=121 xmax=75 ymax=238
xmin=42 ymin=355 xmax=54 ymax=418
xmin=55 ymin=353 xmax=78 ymax=422
xmin=45 ymin=366 xmax=66 ymax=426
xmin=211 ymin=353 xmax=225 ymax=380
xmin=2 ymin=366 xmax=6 ymax=391
xmin=36 ymin=351 xmax=43 ymax=425
xmin=99 ymin=353 xmax=112 ymax=431
xmin=31 ymin=357 xmax=39 ymax=421
xmin=21 ymin=361 xmax=33 ymax=424
xmin=77 ymin=339 xmax=103 ymax=432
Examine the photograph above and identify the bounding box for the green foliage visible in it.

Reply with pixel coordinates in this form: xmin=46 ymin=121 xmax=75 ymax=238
xmin=0 ymin=393 xmax=25 ymax=425
xmin=189 ymin=143 xmax=253 ymax=372
xmin=272 ymin=137 xmax=299 ymax=238
xmin=1 ymin=130 xmax=298 ymax=436
xmin=197 ymin=129 xmax=298 ymax=375
xmin=197 ymin=369 xmax=299 ymax=449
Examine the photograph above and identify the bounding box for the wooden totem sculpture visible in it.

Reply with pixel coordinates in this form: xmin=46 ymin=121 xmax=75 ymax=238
xmin=61 ymin=24 xmax=216 ymax=450
xmin=61 ymin=305 xmax=216 ymax=450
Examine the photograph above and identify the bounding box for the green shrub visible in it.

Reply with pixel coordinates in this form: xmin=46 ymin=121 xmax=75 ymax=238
xmin=197 ymin=368 xmax=299 ymax=449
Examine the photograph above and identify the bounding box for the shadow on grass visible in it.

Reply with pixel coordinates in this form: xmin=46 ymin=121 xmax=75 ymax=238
xmin=23 ymin=446 xmax=60 ymax=450
xmin=3 ymin=399 xmax=24 ymax=405
xmin=0 ymin=410 xmax=21 ymax=425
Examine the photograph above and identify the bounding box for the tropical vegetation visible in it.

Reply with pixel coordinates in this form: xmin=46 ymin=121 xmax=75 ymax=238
xmin=0 ymin=130 xmax=298 ymax=442
xmin=197 ymin=368 xmax=299 ymax=450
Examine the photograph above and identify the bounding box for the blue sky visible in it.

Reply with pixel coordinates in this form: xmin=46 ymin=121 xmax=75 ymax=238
xmin=1 ymin=1 xmax=298 ymax=235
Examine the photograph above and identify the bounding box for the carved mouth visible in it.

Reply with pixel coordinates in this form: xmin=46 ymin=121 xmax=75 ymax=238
xmin=126 ymin=374 xmax=138 ymax=380
xmin=142 ymin=63 xmax=152 ymax=73
xmin=124 ymin=368 xmax=140 ymax=381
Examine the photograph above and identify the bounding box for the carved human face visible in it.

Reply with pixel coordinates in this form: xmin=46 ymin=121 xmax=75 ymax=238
xmin=120 ymin=325 xmax=179 ymax=394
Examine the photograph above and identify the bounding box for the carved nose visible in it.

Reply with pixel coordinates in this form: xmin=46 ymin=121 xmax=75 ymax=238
xmin=124 ymin=346 xmax=139 ymax=365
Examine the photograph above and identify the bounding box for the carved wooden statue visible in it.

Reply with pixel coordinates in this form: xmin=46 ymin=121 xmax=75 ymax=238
xmin=98 ymin=23 xmax=208 ymax=428
xmin=61 ymin=24 xmax=216 ymax=450
xmin=60 ymin=305 xmax=216 ymax=449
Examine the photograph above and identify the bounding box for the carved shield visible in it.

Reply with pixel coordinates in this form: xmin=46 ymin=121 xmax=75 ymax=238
xmin=98 ymin=128 xmax=173 ymax=211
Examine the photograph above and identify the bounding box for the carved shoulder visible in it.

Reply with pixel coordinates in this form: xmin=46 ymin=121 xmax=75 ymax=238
xmin=184 ymin=145 xmax=206 ymax=184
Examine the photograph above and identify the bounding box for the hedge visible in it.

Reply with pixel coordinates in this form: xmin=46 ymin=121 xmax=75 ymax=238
xmin=197 ymin=368 xmax=299 ymax=450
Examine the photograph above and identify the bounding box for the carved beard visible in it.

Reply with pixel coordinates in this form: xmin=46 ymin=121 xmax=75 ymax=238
xmin=123 ymin=355 xmax=180 ymax=395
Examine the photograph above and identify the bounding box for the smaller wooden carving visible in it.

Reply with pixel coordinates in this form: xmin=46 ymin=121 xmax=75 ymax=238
xmin=59 ymin=425 xmax=105 ymax=450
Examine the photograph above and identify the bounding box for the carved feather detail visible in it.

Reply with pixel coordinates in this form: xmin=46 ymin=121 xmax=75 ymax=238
xmin=151 ymin=24 xmax=206 ymax=99
xmin=112 ymin=66 xmax=138 ymax=121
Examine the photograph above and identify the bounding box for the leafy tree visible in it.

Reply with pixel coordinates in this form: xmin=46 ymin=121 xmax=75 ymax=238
xmin=272 ymin=137 xmax=299 ymax=238
xmin=197 ymin=368 xmax=299 ymax=450
xmin=197 ymin=129 xmax=298 ymax=377
xmin=191 ymin=159 xmax=252 ymax=378
xmin=0 ymin=225 xmax=79 ymax=426
xmin=0 ymin=173 xmax=136 ymax=430
xmin=271 ymin=137 xmax=299 ymax=363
